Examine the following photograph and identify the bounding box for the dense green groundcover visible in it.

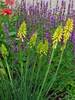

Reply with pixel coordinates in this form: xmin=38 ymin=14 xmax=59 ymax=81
xmin=0 ymin=1 xmax=75 ymax=100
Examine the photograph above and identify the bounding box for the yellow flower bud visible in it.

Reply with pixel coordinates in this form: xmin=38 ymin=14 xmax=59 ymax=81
xmin=37 ymin=39 xmax=48 ymax=56
xmin=29 ymin=33 xmax=37 ymax=48
xmin=17 ymin=21 xmax=27 ymax=42
xmin=52 ymin=26 xmax=63 ymax=49
xmin=61 ymin=18 xmax=73 ymax=50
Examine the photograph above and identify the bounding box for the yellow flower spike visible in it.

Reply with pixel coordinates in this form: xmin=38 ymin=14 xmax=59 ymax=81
xmin=37 ymin=41 xmax=43 ymax=55
xmin=29 ymin=33 xmax=37 ymax=48
xmin=65 ymin=18 xmax=73 ymax=32
xmin=0 ymin=44 xmax=8 ymax=58
xmin=52 ymin=26 xmax=63 ymax=49
xmin=43 ymin=39 xmax=49 ymax=55
xmin=17 ymin=21 xmax=27 ymax=42
xmin=37 ymin=39 xmax=48 ymax=56
xmin=61 ymin=18 xmax=73 ymax=50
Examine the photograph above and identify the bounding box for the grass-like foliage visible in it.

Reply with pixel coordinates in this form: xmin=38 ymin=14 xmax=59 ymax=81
xmin=0 ymin=0 xmax=75 ymax=100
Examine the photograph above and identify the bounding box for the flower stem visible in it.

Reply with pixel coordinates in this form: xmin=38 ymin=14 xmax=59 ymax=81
xmin=33 ymin=56 xmax=42 ymax=94
xmin=5 ymin=57 xmax=13 ymax=88
xmin=4 ymin=57 xmax=15 ymax=99
xmin=23 ymin=51 xmax=30 ymax=100
xmin=19 ymin=42 xmax=23 ymax=77
xmin=37 ymin=49 xmax=55 ymax=100
xmin=29 ymin=56 xmax=37 ymax=90
xmin=19 ymin=42 xmax=24 ymax=98
xmin=46 ymin=50 xmax=64 ymax=96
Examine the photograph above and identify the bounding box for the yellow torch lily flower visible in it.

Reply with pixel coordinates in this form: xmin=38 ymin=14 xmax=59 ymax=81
xmin=61 ymin=18 xmax=73 ymax=50
xmin=52 ymin=26 xmax=63 ymax=49
xmin=29 ymin=33 xmax=37 ymax=48
xmin=37 ymin=39 xmax=48 ymax=56
xmin=17 ymin=21 xmax=27 ymax=42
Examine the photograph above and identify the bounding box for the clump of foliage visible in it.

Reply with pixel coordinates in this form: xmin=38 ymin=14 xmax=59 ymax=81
xmin=0 ymin=0 xmax=75 ymax=100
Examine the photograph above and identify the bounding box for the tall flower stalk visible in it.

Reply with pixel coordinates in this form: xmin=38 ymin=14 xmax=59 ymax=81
xmin=33 ymin=39 xmax=49 ymax=93
xmin=17 ymin=20 xmax=27 ymax=99
xmin=29 ymin=33 xmax=37 ymax=90
xmin=46 ymin=49 xmax=64 ymax=96
xmin=46 ymin=18 xmax=74 ymax=97
xmin=29 ymin=56 xmax=37 ymax=92
xmin=17 ymin=21 xmax=27 ymax=77
xmin=37 ymin=25 xmax=63 ymax=100
xmin=24 ymin=49 xmax=30 ymax=100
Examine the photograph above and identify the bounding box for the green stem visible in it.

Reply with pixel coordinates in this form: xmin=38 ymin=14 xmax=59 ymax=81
xmin=29 ymin=56 xmax=37 ymax=90
xmin=23 ymin=51 xmax=30 ymax=100
xmin=19 ymin=42 xmax=23 ymax=77
xmin=5 ymin=58 xmax=13 ymax=88
xmin=46 ymin=50 xmax=64 ymax=96
xmin=28 ymin=56 xmax=37 ymax=99
xmin=37 ymin=49 xmax=55 ymax=100
xmin=19 ymin=42 xmax=24 ymax=99
xmin=33 ymin=56 xmax=42 ymax=94
xmin=4 ymin=58 xmax=16 ymax=100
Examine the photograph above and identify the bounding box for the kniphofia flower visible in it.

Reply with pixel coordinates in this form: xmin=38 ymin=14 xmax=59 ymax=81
xmin=52 ymin=26 xmax=63 ymax=49
xmin=37 ymin=39 xmax=48 ymax=56
xmin=61 ymin=18 xmax=73 ymax=50
xmin=17 ymin=21 xmax=27 ymax=42
xmin=29 ymin=33 xmax=37 ymax=48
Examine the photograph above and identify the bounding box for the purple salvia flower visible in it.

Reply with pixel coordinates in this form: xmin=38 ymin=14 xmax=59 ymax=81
xmin=45 ymin=32 xmax=51 ymax=43
xmin=34 ymin=3 xmax=40 ymax=16
xmin=71 ymin=31 xmax=75 ymax=55
xmin=29 ymin=5 xmax=35 ymax=16
xmin=43 ymin=2 xmax=48 ymax=17
xmin=46 ymin=32 xmax=49 ymax=39
xmin=48 ymin=10 xmax=52 ymax=18
xmin=50 ymin=15 xmax=56 ymax=27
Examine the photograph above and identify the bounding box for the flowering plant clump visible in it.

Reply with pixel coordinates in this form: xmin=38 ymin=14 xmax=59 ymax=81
xmin=0 ymin=0 xmax=75 ymax=100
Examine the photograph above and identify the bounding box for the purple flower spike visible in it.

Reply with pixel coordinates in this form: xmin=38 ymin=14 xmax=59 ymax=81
xmin=71 ymin=31 xmax=75 ymax=55
xmin=71 ymin=32 xmax=75 ymax=43
xmin=50 ymin=15 xmax=56 ymax=27
xmin=46 ymin=32 xmax=49 ymax=38
xmin=45 ymin=32 xmax=51 ymax=43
